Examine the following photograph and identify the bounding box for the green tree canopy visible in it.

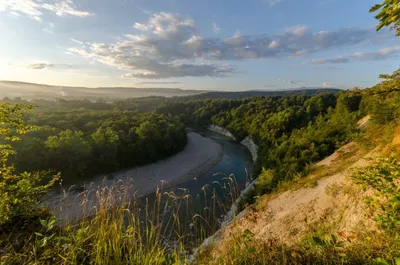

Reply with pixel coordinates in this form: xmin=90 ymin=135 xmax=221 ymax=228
xmin=45 ymin=130 xmax=92 ymax=178
xmin=0 ymin=104 xmax=58 ymax=225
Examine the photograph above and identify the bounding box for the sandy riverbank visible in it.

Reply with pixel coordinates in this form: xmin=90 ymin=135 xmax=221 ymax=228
xmin=47 ymin=132 xmax=223 ymax=221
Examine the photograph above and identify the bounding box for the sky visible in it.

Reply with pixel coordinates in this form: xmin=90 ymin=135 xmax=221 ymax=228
xmin=0 ymin=0 xmax=399 ymax=91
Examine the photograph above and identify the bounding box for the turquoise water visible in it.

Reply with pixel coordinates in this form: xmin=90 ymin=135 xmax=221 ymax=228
xmin=170 ymin=131 xmax=253 ymax=207
xmin=139 ymin=130 xmax=253 ymax=241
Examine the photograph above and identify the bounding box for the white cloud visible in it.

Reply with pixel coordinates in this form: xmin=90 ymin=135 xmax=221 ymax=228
xmin=70 ymin=38 xmax=84 ymax=45
xmin=279 ymin=79 xmax=302 ymax=85
xmin=134 ymin=81 xmax=181 ymax=85
xmin=295 ymin=50 xmax=309 ymax=57
xmin=212 ymin=22 xmax=221 ymax=33
xmin=22 ymin=62 xmax=74 ymax=70
xmin=42 ymin=28 xmax=54 ymax=34
xmin=69 ymin=12 xmax=234 ymax=79
xmin=322 ymin=82 xmax=330 ymax=87
xmin=133 ymin=22 xmax=150 ymax=31
xmin=268 ymin=40 xmax=280 ymax=49
xmin=120 ymin=63 xmax=235 ymax=79
xmin=67 ymin=12 xmax=393 ymax=79
xmin=285 ymin=25 xmax=309 ymax=37
xmin=9 ymin=11 xmax=21 ymax=18
xmin=0 ymin=0 xmax=93 ymax=20
xmin=303 ymin=46 xmax=400 ymax=65
xmin=43 ymin=21 xmax=55 ymax=34
xmin=41 ymin=0 xmax=92 ymax=17
xmin=278 ymin=79 xmax=311 ymax=86
xmin=321 ymin=82 xmax=348 ymax=88
xmin=26 ymin=63 xmax=54 ymax=69
xmin=264 ymin=0 xmax=282 ymax=7
xmin=304 ymin=57 xmax=349 ymax=64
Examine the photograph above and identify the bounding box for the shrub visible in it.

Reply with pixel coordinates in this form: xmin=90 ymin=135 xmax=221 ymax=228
xmin=0 ymin=104 xmax=58 ymax=225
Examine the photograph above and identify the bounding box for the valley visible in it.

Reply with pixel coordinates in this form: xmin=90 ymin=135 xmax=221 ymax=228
xmin=1 ymin=0 xmax=400 ymax=263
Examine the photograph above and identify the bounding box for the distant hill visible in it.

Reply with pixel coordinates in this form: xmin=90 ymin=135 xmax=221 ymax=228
xmin=0 ymin=81 xmax=342 ymax=101
xmin=185 ymin=88 xmax=342 ymax=100
xmin=0 ymin=81 xmax=208 ymax=101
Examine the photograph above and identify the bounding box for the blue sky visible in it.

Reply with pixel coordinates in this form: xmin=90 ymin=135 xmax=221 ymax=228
xmin=0 ymin=0 xmax=398 ymax=90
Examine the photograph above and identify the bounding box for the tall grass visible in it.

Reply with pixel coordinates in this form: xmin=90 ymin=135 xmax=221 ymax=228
xmin=194 ymin=227 xmax=399 ymax=265
xmin=1 ymin=175 xmax=241 ymax=265
xmin=2 ymin=162 xmax=400 ymax=264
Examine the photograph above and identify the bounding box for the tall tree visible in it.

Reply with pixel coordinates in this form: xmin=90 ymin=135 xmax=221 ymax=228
xmin=91 ymin=127 xmax=120 ymax=171
xmin=45 ymin=130 xmax=92 ymax=179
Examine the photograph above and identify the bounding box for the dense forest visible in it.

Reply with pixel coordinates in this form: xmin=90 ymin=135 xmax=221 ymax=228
xmin=155 ymin=92 xmax=360 ymax=186
xmin=1 ymin=88 xmax=355 ymax=188
xmin=0 ymin=102 xmax=187 ymax=184
xmin=179 ymin=88 xmax=341 ymax=100
xmin=0 ymin=85 xmax=368 ymax=193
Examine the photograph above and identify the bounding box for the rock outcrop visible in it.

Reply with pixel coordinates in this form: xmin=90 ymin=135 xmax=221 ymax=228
xmin=240 ymin=136 xmax=258 ymax=163
xmin=208 ymin=125 xmax=236 ymax=140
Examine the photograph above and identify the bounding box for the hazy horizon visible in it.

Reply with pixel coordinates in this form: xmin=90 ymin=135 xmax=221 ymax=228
xmin=0 ymin=79 xmax=343 ymax=91
xmin=0 ymin=80 xmax=343 ymax=101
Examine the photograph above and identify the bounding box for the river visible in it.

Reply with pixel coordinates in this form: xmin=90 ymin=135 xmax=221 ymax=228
xmin=46 ymin=130 xmax=253 ymax=244
xmin=137 ymin=130 xmax=253 ymax=247
xmin=164 ymin=130 xmax=253 ymax=215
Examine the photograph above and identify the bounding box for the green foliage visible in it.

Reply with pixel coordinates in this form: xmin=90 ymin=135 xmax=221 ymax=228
xmin=336 ymin=91 xmax=362 ymax=113
xmin=45 ymin=130 xmax=92 ymax=178
xmin=153 ymin=91 xmax=359 ymax=195
xmin=370 ymin=0 xmax=400 ymax=36
xmin=0 ymin=104 xmax=36 ymax=175
xmin=91 ymin=127 xmax=119 ymax=145
xmin=195 ymin=228 xmax=398 ymax=265
xmin=254 ymin=168 xmax=274 ymax=194
xmin=91 ymin=127 xmax=120 ymax=170
xmin=351 ymin=156 xmax=400 ymax=264
xmin=0 ymin=103 xmax=58 ymax=225
xmin=361 ymin=69 xmax=400 ymax=124
xmin=8 ymin=109 xmax=187 ymax=184
xmin=353 ymin=156 xmax=400 ymax=239
xmin=0 ymin=171 xmax=59 ymax=225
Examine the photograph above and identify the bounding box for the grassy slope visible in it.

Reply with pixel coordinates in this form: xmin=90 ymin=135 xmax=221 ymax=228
xmin=194 ymin=117 xmax=400 ymax=264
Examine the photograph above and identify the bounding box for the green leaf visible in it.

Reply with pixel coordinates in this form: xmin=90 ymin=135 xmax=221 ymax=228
xmin=370 ymin=4 xmax=383 ymax=12
xmin=374 ymin=258 xmax=390 ymax=265
xmin=312 ymin=236 xmax=326 ymax=246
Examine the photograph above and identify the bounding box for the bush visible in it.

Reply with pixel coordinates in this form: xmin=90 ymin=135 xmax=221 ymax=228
xmin=0 ymin=104 xmax=59 ymax=225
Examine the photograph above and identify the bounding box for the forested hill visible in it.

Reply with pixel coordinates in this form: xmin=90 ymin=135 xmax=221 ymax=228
xmin=182 ymin=88 xmax=342 ymax=100
xmin=0 ymin=80 xmax=341 ymax=101
xmin=0 ymin=81 xmax=207 ymax=101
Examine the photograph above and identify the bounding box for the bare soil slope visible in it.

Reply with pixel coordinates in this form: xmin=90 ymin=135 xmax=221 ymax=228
xmin=200 ymin=139 xmax=382 ymax=258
